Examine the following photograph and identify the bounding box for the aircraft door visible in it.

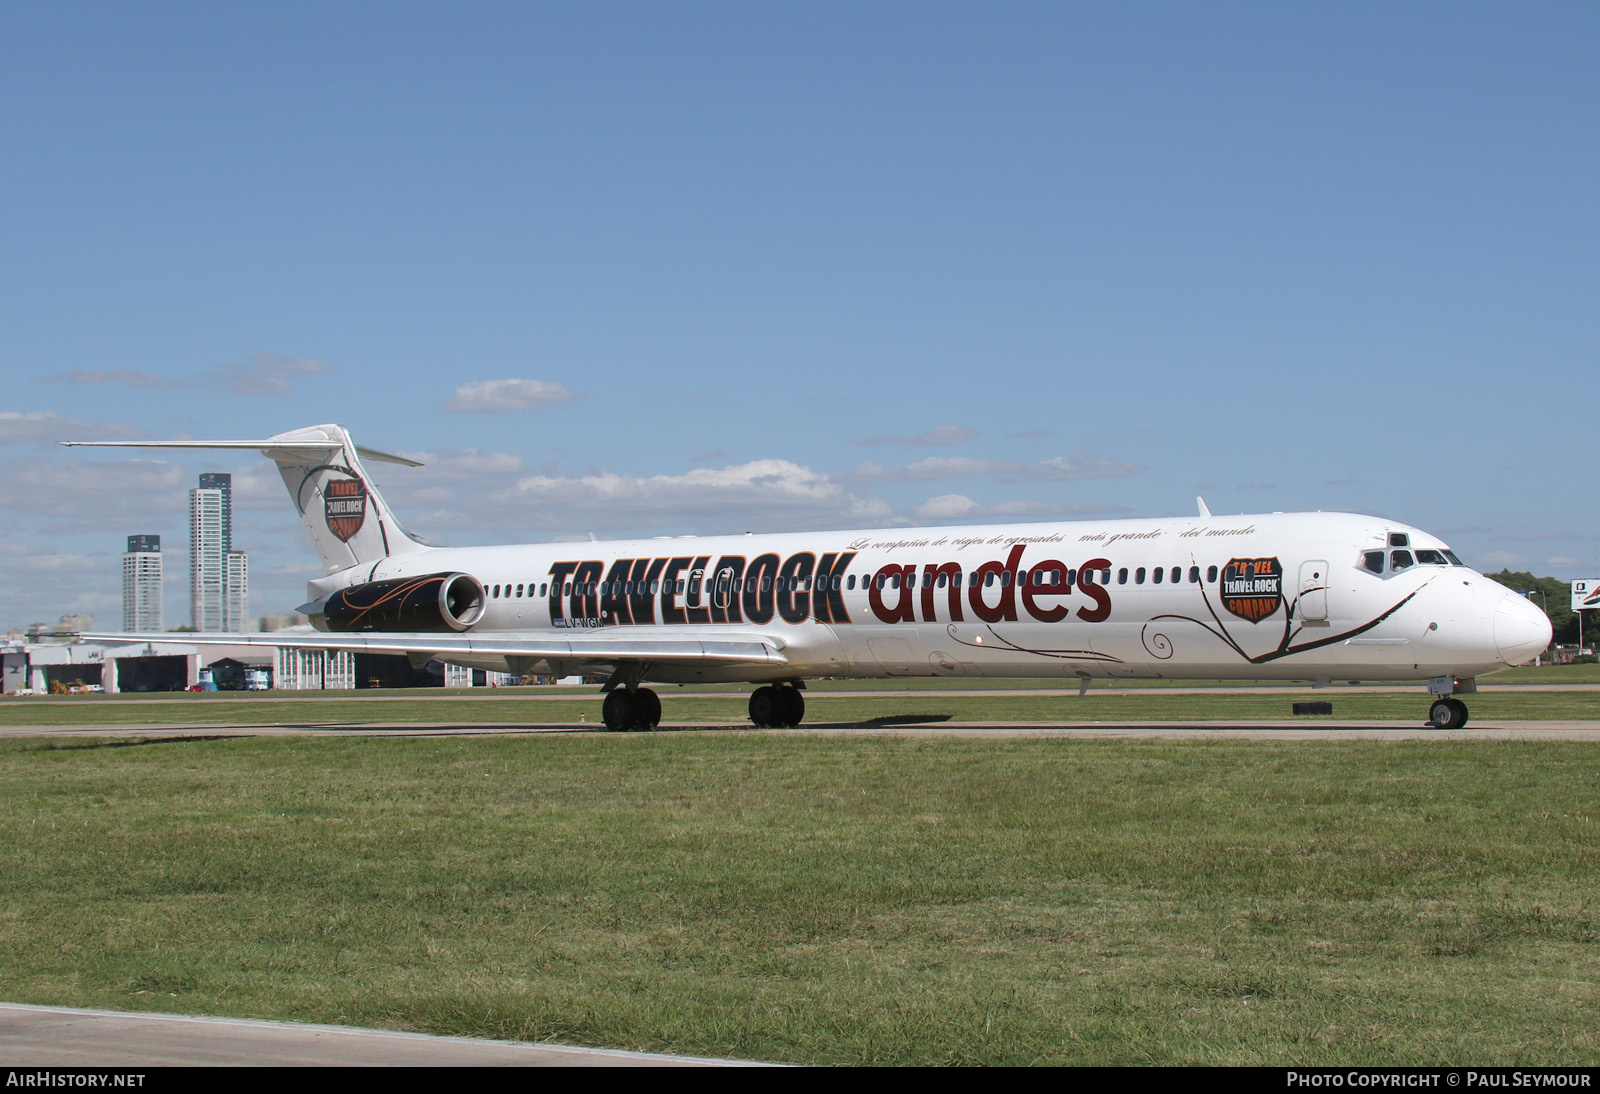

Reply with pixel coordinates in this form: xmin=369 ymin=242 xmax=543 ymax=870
xmin=1299 ymin=560 xmax=1329 ymax=623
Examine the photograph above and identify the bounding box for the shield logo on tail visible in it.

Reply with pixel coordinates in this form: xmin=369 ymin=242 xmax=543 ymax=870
xmin=1221 ymin=557 xmax=1283 ymax=623
xmin=325 ymin=477 xmax=368 ymax=542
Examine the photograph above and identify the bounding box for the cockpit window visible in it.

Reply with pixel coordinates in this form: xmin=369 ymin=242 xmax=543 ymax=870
xmin=1444 ymin=550 xmax=1464 ymax=566
xmin=1361 ymin=550 xmax=1384 ymax=574
xmin=1389 ymin=533 xmax=1410 ymax=547
xmin=1416 ymin=549 xmax=1448 ymax=565
xmin=1390 ymin=550 xmax=1414 ymax=571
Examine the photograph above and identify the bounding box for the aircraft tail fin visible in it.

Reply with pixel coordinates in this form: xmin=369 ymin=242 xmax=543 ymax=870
xmin=64 ymin=423 xmax=429 ymax=575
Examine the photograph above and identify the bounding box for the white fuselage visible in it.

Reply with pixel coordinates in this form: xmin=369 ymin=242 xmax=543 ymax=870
xmin=325 ymin=510 xmax=1550 ymax=685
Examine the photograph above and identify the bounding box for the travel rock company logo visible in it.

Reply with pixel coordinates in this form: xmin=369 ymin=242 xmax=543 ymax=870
xmin=1220 ymin=557 xmax=1283 ymax=623
xmin=325 ymin=477 xmax=369 ymax=542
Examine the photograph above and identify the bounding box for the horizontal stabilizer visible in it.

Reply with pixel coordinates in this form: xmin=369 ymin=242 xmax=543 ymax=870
xmin=62 ymin=437 xmax=423 ymax=467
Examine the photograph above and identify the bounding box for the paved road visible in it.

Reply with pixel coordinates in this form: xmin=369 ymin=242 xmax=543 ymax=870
xmin=2 ymin=719 xmax=1599 ymax=739
xmin=0 ymin=1003 xmax=767 ymax=1067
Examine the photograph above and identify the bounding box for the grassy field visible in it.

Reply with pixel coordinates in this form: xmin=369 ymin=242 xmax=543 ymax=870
xmin=2 ymin=732 xmax=1599 ymax=1065
xmin=1 ymin=685 xmax=1595 ymax=727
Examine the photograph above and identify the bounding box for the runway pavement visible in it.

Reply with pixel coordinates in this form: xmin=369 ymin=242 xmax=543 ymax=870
xmin=2 ymin=719 xmax=1600 ymax=739
xmin=0 ymin=1003 xmax=769 ymax=1067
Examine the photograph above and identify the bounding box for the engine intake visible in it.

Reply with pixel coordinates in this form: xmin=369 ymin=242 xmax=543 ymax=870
xmin=306 ymin=572 xmax=487 ymax=633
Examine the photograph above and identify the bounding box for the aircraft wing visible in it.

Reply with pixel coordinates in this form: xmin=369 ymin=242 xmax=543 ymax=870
xmin=76 ymin=629 xmax=788 ymax=669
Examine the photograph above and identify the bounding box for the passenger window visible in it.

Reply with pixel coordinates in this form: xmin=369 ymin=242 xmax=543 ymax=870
xmin=1188 ymin=566 xmax=1200 ymax=583
xmin=1135 ymin=568 xmax=1146 ymax=584
xmin=1153 ymin=567 xmax=1163 ymax=584
xmin=1118 ymin=568 xmax=1128 ymax=584
xmin=1206 ymin=565 xmax=1217 ymax=583
xmin=1390 ymin=550 xmax=1414 ymax=571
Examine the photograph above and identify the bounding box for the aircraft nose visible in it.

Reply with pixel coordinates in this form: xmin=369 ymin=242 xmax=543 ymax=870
xmin=1494 ymin=593 xmax=1552 ymax=666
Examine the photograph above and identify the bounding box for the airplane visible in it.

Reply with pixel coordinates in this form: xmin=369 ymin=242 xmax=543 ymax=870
xmin=65 ymin=423 xmax=1552 ymax=731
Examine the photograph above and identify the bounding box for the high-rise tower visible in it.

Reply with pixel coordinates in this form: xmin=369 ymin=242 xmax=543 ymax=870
xmin=121 ymin=534 xmax=162 ymax=632
xmin=190 ymin=473 xmax=246 ymax=630
xmin=225 ymin=548 xmax=249 ymax=632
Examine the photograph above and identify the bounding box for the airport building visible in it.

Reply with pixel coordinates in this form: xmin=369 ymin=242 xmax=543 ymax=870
xmin=122 ymin=534 xmax=163 ymax=632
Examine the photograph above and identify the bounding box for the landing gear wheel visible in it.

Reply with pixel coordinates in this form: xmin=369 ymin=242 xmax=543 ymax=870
xmin=635 ymin=687 xmax=661 ymax=730
xmin=603 ymin=690 xmax=635 ymax=732
xmin=748 ymin=686 xmax=779 ymax=728
xmin=1429 ymin=697 xmax=1469 ymax=730
xmin=774 ymin=686 xmax=805 ymax=728
xmin=603 ymin=688 xmax=661 ymax=731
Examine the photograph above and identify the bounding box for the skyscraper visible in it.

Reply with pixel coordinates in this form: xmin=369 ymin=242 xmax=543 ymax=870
xmin=225 ymin=548 xmax=249 ymax=632
xmin=190 ymin=473 xmax=246 ymax=630
xmin=122 ymin=534 xmax=162 ymax=632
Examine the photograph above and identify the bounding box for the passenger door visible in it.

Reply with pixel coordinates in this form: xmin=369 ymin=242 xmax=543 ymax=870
xmin=1299 ymin=560 xmax=1329 ymax=624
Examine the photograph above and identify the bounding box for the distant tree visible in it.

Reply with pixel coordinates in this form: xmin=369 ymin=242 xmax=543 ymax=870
xmin=1485 ymin=571 xmax=1577 ymax=644
xmin=166 ymin=624 xmax=198 ymax=633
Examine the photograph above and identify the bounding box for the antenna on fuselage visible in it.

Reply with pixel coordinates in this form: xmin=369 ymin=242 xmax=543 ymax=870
xmin=1196 ymin=497 xmax=1211 ymax=519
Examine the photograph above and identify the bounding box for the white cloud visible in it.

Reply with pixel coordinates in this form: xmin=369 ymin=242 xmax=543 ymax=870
xmin=1480 ymin=550 xmax=1528 ymax=568
xmin=36 ymin=353 xmax=329 ymax=397
xmin=444 ymin=378 xmax=574 ymax=413
xmin=203 ymin=353 xmax=329 ymax=395
xmin=910 ymin=494 xmax=1130 ymax=523
xmin=397 ymin=449 xmax=527 ymax=478
xmin=0 ymin=411 xmax=148 ymax=445
xmin=36 ymin=370 xmax=177 ymax=389
xmin=851 ymin=425 xmax=979 ymax=448
xmin=507 ymin=458 xmax=893 ymax=535
xmin=842 ymin=450 xmax=1142 ymax=484
xmin=911 ymin=494 xmax=979 ymax=520
xmin=1025 ymin=452 xmax=1144 ymax=481
xmin=0 ymin=458 xmax=188 ymax=521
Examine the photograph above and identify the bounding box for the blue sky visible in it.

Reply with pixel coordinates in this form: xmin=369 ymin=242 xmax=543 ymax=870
xmin=2 ymin=1 xmax=1595 ymax=629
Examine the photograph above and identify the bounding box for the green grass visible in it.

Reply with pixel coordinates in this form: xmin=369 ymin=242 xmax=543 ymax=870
xmin=2 ymin=734 xmax=1599 ymax=1064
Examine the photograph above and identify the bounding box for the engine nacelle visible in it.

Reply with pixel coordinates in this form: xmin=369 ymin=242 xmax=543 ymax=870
xmin=304 ymin=572 xmax=487 ymax=633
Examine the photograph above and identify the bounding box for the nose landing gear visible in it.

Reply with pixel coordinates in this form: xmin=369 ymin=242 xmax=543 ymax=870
xmin=1428 ymin=697 xmax=1470 ymax=730
xmin=1426 ymin=676 xmax=1474 ymax=729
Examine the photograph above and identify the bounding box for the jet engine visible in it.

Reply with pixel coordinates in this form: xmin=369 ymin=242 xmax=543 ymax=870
xmin=303 ymin=572 xmax=487 ymax=633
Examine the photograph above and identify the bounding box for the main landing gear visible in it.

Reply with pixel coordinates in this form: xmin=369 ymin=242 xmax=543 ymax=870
xmin=748 ymin=684 xmax=805 ymax=728
xmin=597 ymin=680 xmax=808 ymax=731
xmin=602 ymin=687 xmax=661 ymax=732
